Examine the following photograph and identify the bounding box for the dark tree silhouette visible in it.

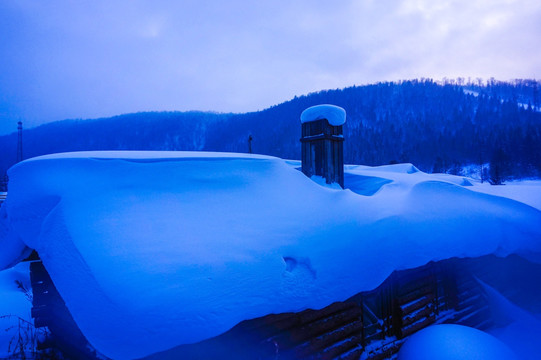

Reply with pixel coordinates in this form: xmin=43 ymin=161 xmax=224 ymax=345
xmin=1 ymin=79 xmax=540 ymax=182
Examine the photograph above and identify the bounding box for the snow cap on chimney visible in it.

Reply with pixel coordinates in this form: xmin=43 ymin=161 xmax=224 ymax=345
xmin=300 ymin=104 xmax=346 ymax=126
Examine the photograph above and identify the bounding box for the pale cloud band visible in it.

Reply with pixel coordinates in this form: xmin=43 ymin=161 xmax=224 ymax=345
xmin=0 ymin=0 xmax=539 ymax=134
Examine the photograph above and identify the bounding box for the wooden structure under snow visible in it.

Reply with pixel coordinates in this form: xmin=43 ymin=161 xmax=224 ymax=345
xmin=29 ymin=254 xmax=540 ymax=360
xmin=300 ymin=105 xmax=345 ymax=188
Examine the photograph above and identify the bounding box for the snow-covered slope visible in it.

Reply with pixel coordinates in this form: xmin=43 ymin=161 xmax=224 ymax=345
xmin=1 ymin=151 xmax=540 ymax=360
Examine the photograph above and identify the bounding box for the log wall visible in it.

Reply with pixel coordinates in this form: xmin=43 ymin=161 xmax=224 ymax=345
xmin=30 ymin=255 xmax=537 ymax=359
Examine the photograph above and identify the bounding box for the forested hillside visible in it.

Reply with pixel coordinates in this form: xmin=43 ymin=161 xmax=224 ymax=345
xmin=1 ymin=79 xmax=540 ymax=188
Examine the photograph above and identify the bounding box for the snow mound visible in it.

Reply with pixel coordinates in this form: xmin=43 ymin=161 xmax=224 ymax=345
xmin=470 ymin=180 xmax=541 ymax=211
xmin=1 ymin=152 xmax=540 ymax=359
xmin=300 ymin=104 xmax=346 ymax=126
xmin=0 ymin=206 xmax=31 ymax=270
xmin=344 ymin=173 xmax=392 ymax=196
xmin=398 ymin=324 xmax=518 ymax=360
xmin=360 ymin=163 xmax=420 ymax=174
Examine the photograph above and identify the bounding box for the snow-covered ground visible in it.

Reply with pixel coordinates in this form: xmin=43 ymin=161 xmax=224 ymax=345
xmin=1 ymin=151 xmax=540 ymax=359
xmin=468 ymin=180 xmax=541 ymax=211
xmin=0 ymin=262 xmax=34 ymax=358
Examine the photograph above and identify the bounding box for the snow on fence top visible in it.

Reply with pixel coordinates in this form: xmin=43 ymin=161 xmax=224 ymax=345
xmin=1 ymin=151 xmax=540 ymax=359
xmin=300 ymin=104 xmax=346 ymax=126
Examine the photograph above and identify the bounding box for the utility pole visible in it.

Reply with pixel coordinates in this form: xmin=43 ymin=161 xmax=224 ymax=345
xmin=16 ymin=121 xmax=23 ymax=163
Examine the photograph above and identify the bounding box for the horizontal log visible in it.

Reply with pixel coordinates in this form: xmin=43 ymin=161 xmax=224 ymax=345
xmin=293 ymin=320 xmax=364 ymax=357
xmin=397 ymin=275 xmax=436 ymax=297
xmin=455 ymin=306 xmax=491 ymax=328
xmin=402 ymin=305 xmax=434 ymax=328
xmin=272 ymin=307 xmax=363 ymax=349
xmin=318 ymin=334 xmax=364 ymax=360
xmin=401 ymin=294 xmax=435 ymax=314
xmin=340 ymin=347 xmax=365 ymax=360
xmin=363 ymin=329 xmax=386 ymax=344
xmin=456 ymin=293 xmax=485 ymax=312
xmin=231 ymin=301 xmax=360 ymax=343
xmin=363 ymin=322 xmax=382 ymax=336
xmin=401 ymin=315 xmax=436 ymax=338
xmin=364 ymin=342 xmax=403 ymax=360
xmin=397 ymin=284 xmax=435 ymax=306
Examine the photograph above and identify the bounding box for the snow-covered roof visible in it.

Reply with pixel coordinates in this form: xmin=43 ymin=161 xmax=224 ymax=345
xmin=300 ymin=104 xmax=346 ymax=126
xmin=1 ymin=151 xmax=540 ymax=359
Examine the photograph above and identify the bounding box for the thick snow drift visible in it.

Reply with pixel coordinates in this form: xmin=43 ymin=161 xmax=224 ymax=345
xmin=1 ymin=151 xmax=541 ymax=359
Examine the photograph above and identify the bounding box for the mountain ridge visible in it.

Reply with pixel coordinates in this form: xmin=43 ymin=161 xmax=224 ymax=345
xmin=1 ymin=79 xmax=540 ymax=184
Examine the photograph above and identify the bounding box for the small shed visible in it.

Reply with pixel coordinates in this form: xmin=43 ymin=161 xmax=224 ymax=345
xmin=300 ymin=105 xmax=346 ymax=188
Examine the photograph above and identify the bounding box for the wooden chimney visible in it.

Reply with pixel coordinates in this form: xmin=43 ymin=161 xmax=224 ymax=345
xmin=300 ymin=105 xmax=345 ymax=188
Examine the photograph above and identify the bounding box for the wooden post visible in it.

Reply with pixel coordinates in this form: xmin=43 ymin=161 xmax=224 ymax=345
xmin=300 ymin=105 xmax=345 ymax=188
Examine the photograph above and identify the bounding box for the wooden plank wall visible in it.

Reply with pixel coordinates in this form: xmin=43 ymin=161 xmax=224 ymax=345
xmin=30 ymin=256 xmax=511 ymax=360
xmin=148 ymin=257 xmax=494 ymax=360
xmin=301 ymin=119 xmax=344 ymax=188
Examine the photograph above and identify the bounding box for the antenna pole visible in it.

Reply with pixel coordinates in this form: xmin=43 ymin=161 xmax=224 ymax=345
xmin=16 ymin=121 xmax=23 ymax=163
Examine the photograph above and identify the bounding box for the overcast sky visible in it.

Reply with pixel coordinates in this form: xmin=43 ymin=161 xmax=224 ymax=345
xmin=1 ymin=0 xmax=540 ymax=134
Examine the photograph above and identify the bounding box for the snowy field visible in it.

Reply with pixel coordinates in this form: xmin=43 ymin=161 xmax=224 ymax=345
xmin=1 ymin=151 xmax=540 ymax=359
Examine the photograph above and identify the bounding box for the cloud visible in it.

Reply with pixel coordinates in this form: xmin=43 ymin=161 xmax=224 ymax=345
xmin=0 ymin=0 xmax=540 ymax=134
